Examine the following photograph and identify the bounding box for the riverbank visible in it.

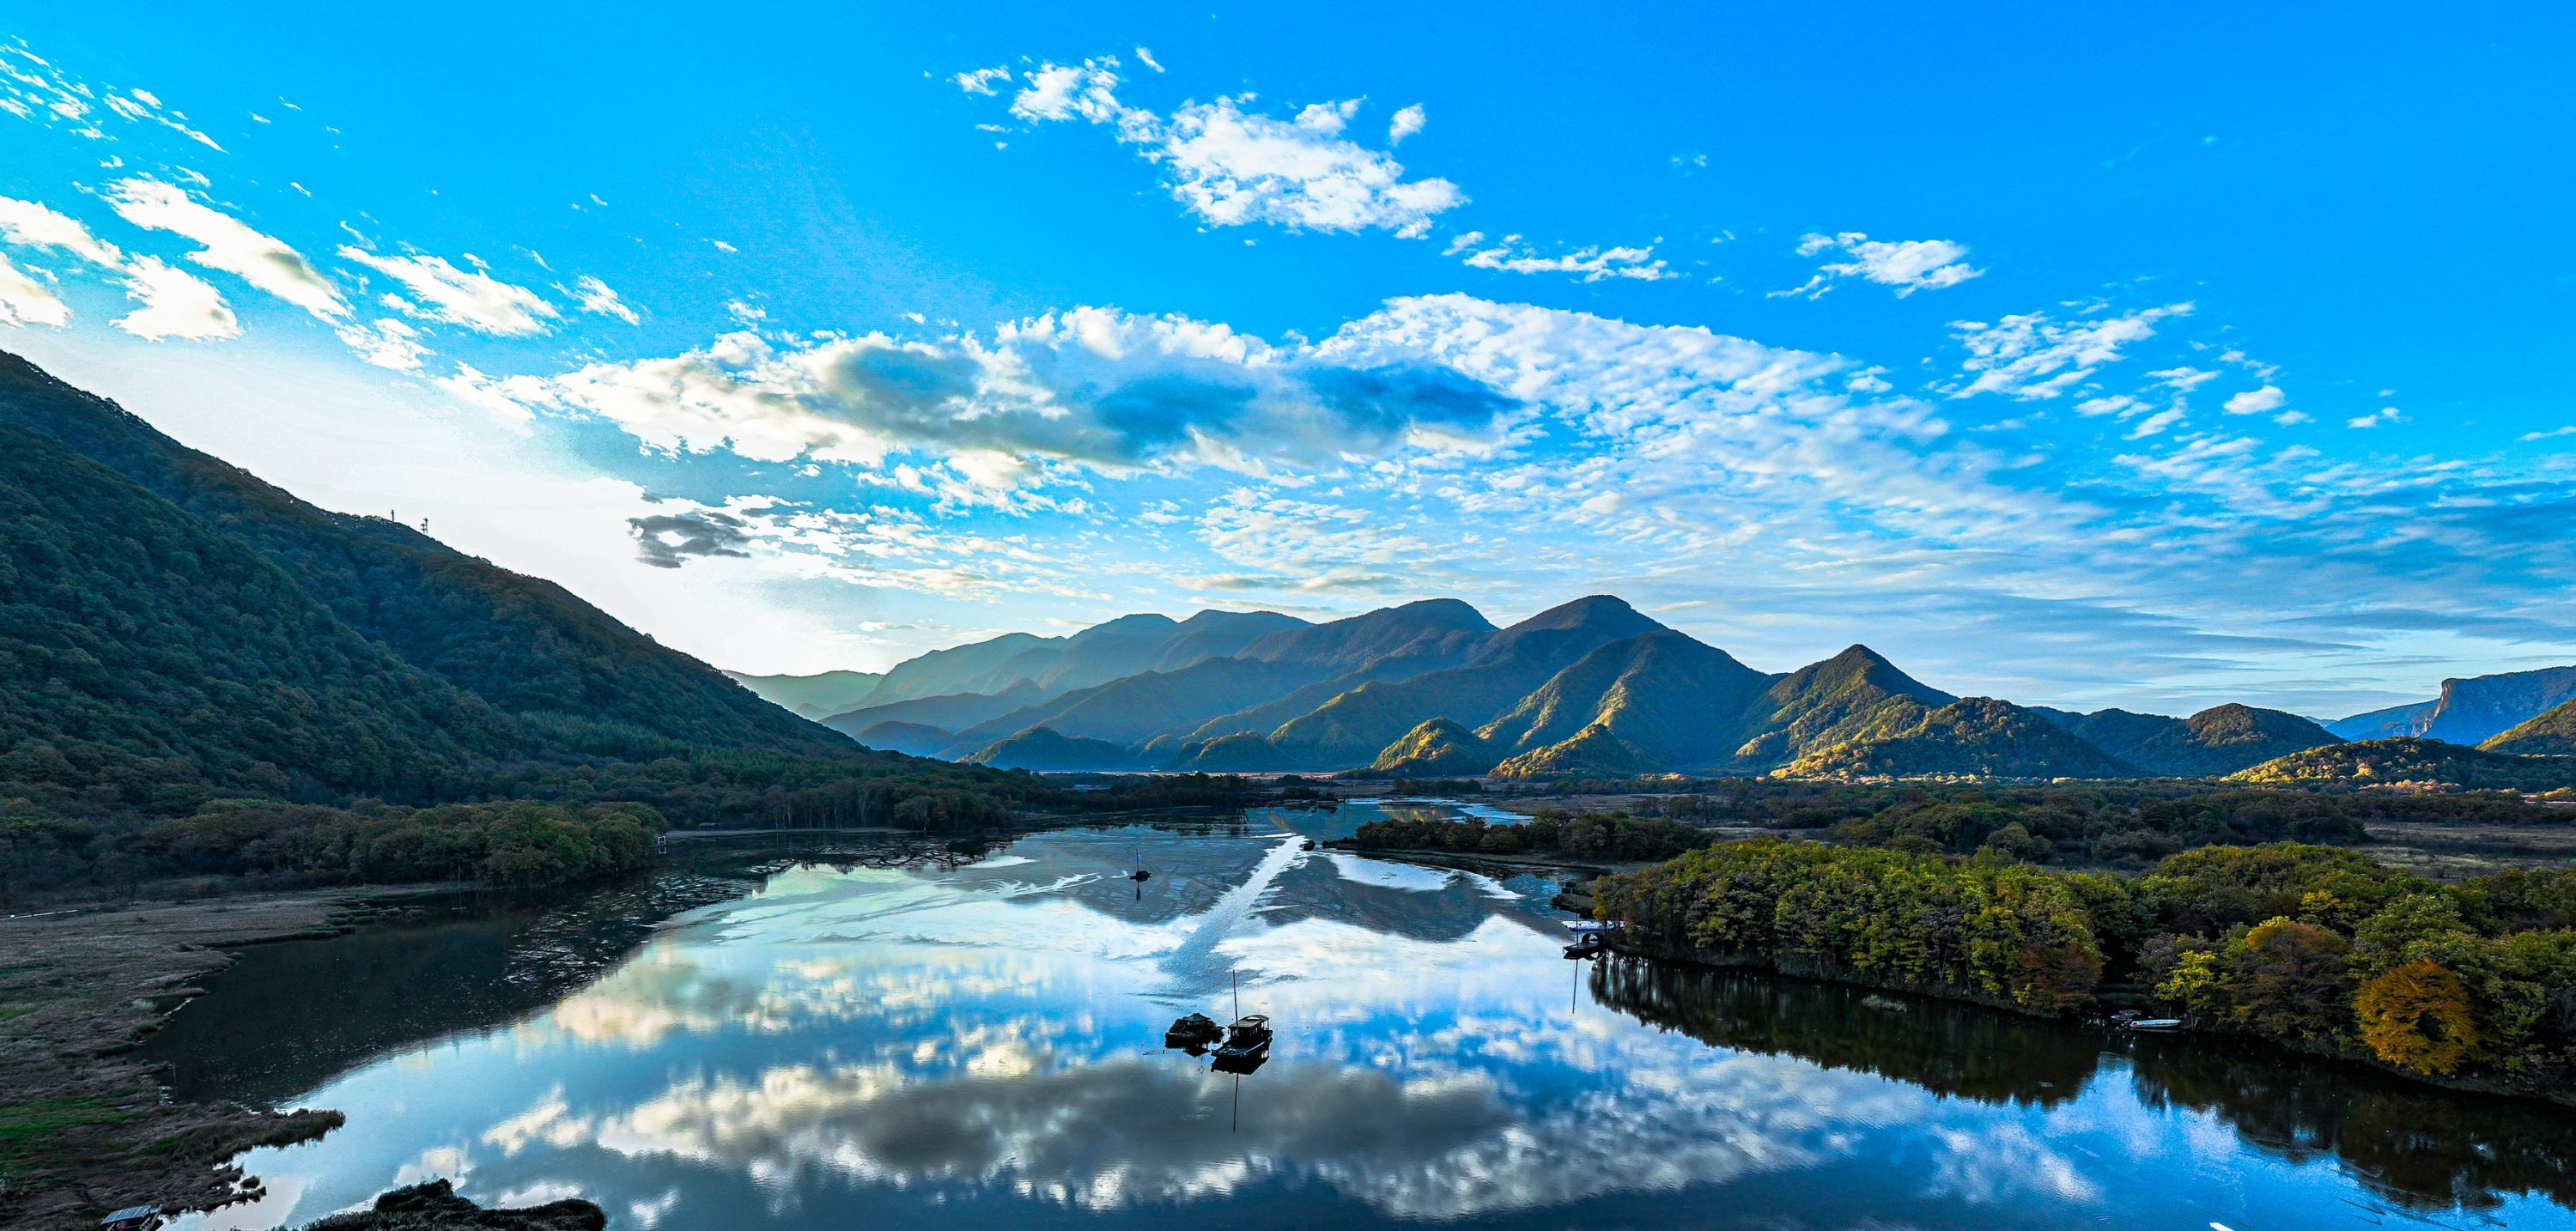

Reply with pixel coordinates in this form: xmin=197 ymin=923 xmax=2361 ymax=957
xmin=0 ymin=888 xmax=390 ymax=1228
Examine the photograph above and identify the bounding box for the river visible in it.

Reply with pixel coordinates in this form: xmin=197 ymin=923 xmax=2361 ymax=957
xmin=149 ymin=809 xmax=2576 ymax=1229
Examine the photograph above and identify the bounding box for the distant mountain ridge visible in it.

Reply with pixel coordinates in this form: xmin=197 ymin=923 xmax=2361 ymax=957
xmin=825 ymin=591 xmax=2431 ymax=779
xmin=2325 ymin=665 xmax=2576 ymax=744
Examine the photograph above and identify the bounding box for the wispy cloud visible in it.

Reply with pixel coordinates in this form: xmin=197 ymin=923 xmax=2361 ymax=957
xmin=1777 ymin=232 xmax=1984 ymax=299
xmin=338 ymin=247 xmax=556 ymax=335
xmin=975 ymin=56 xmax=1465 ymax=238
xmin=1443 ymin=232 xmax=1673 ymax=282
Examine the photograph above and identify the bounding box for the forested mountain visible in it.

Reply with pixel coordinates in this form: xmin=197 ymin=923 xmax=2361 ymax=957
xmin=1723 ymin=646 xmax=1955 ymax=770
xmin=2483 ymin=700 xmax=2576 ymax=755
xmin=2325 ymin=665 xmax=2576 ymax=743
xmin=0 ymin=353 xmax=844 ymax=763
xmin=1479 ymin=630 xmax=1775 ymax=768
xmin=962 ymin=726 xmax=1151 ymax=772
xmin=726 ymin=670 xmax=884 ymax=720
xmin=851 ymin=609 xmax=1307 ymax=707
xmin=1781 ymin=697 xmax=2140 ymax=779
xmin=2233 ymin=737 xmax=2576 ymax=791
xmin=1 ymin=422 xmax=511 ymax=801
xmin=2042 ymin=704 xmax=2342 ymax=777
xmin=1367 ymin=719 xmax=1499 ymax=777
xmin=820 ymin=680 xmax=1048 ymax=741
xmin=0 ymin=351 xmax=1063 ymax=901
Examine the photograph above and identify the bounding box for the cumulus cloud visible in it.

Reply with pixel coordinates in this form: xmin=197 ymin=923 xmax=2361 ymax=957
xmin=113 ymin=255 xmax=240 ymax=340
xmin=338 ymin=247 xmax=557 ymax=335
xmin=454 ymin=304 xmax=1518 ymax=488
xmin=2347 ymin=406 xmax=2405 ymax=429
xmin=108 ymin=179 xmax=347 ymax=318
xmin=1948 ymin=302 xmax=2192 ymax=399
xmin=1388 ymin=104 xmax=1425 ymax=145
xmin=0 ymin=252 xmax=69 ymax=327
xmin=1778 ymin=232 xmax=1984 ymax=299
xmin=568 ymin=274 xmax=639 ymax=324
xmin=2222 ymin=385 xmax=2286 ymax=415
xmin=1443 ymin=232 xmax=1674 ymax=282
xmin=987 ymin=58 xmax=1464 ymax=237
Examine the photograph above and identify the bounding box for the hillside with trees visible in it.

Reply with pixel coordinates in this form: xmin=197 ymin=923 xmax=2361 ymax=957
xmin=2232 ymin=737 xmax=2576 ymax=791
xmin=2483 ymin=700 xmax=2576 ymax=755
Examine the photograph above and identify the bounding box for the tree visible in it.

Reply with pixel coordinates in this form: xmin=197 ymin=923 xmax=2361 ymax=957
xmin=2221 ymin=919 xmax=2355 ymax=1044
xmin=2356 ymin=958 xmax=2482 ymax=1076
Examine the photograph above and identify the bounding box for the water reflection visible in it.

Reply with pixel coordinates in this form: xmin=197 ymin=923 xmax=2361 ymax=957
xmin=159 ymin=823 xmax=2576 ymax=1231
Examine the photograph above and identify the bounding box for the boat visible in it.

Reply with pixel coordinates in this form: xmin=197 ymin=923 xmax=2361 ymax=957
xmin=2124 ymin=1017 xmax=2184 ymax=1031
xmin=1165 ymin=1012 xmax=1224 ymax=1049
xmin=1215 ymin=1013 xmax=1273 ymax=1060
xmin=1563 ymin=933 xmax=1607 ymax=959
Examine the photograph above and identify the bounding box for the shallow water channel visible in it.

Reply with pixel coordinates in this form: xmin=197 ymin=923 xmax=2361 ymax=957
xmin=149 ymin=808 xmax=2576 ymax=1229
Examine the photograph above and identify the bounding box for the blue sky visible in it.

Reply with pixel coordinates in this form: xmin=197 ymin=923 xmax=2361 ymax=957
xmin=2 ymin=3 xmax=2571 ymax=717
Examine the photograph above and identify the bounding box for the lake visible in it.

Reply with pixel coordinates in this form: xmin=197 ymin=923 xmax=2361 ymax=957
xmin=152 ymin=812 xmax=2576 ymax=1229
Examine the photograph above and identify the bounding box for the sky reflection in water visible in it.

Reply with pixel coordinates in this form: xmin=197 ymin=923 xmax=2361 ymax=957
xmin=168 ymin=817 xmax=2576 ymax=1230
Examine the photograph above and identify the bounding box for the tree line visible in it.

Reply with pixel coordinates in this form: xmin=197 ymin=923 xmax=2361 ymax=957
xmin=1592 ymin=838 xmax=2576 ymax=1101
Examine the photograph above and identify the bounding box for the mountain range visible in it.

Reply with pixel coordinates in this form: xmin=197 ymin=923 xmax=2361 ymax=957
xmin=775 ymin=593 xmax=2495 ymax=781
xmin=2324 ymin=666 xmax=2576 ymax=745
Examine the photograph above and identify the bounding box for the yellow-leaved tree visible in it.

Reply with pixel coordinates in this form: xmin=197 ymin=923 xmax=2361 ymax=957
xmin=2354 ymin=957 xmax=2482 ymax=1076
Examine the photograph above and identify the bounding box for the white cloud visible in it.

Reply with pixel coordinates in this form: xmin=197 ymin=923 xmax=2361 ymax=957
xmin=2146 ymin=366 xmax=2218 ymax=392
xmin=452 ymin=304 xmax=1518 ymax=489
xmin=338 ymin=246 xmax=557 ymax=335
xmin=2518 ymin=425 xmax=2575 ymax=442
xmin=1444 ymin=231 xmax=1673 ymax=282
xmin=0 ymin=252 xmax=70 ymax=327
xmin=568 ymin=274 xmax=639 ymax=324
xmin=1780 ymin=232 xmax=1984 ymax=299
xmin=1948 ymin=302 xmax=2192 ymax=399
xmin=951 ymin=66 xmax=1011 ymax=96
xmin=336 ymin=317 xmax=429 ymax=371
xmin=107 ymin=179 xmax=345 ymax=319
xmin=1133 ymin=47 xmax=1165 ymax=73
xmin=2347 ymin=406 xmax=2405 ymax=429
xmin=2221 ymin=385 xmax=2286 ymax=415
xmin=0 ymin=195 xmax=125 ymax=266
xmin=113 ymin=255 xmax=240 ymax=341
xmin=2273 ymin=409 xmax=2312 ymax=426
xmin=993 ymin=58 xmax=1465 ymax=237
xmin=1388 ymin=104 xmax=1425 ymax=145
xmin=2123 ymin=407 xmax=2186 ymax=439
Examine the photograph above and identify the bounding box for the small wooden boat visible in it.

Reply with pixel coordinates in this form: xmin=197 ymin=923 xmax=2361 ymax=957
xmin=1563 ymin=933 xmax=1607 ymax=959
xmin=1216 ymin=1013 xmax=1273 ymax=1059
xmin=2124 ymin=1017 xmax=2184 ymax=1031
xmin=1165 ymin=1012 xmax=1224 ymax=1049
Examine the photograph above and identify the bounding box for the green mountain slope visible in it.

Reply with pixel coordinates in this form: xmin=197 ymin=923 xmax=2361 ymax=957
xmin=1365 ymin=718 xmax=1501 ymax=777
xmin=2483 ymin=700 xmax=2576 ymax=755
xmin=1783 ymin=697 xmax=2138 ymax=779
xmin=1728 ymin=646 xmax=1956 ymax=769
xmin=2231 ymin=737 xmax=2576 ymax=790
xmin=1267 ymin=597 xmax=1666 ymax=767
xmin=0 ymin=424 xmax=512 ymax=801
xmin=962 ymin=727 xmax=1151 ymax=772
xmin=2052 ymin=704 xmax=2342 ymax=776
xmin=0 ymin=352 xmax=841 ymax=759
xmin=851 ymin=720 xmax=960 ymax=758
xmin=726 ymin=670 xmax=884 ymax=720
xmin=1480 ymin=630 xmax=1776 ymax=767
xmin=1491 ymin=723 xmax=1658 ymax=780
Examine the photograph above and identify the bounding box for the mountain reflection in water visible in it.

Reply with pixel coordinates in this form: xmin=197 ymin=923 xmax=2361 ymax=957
xmin=156 ymin=822 xmax=2576 ymax=1230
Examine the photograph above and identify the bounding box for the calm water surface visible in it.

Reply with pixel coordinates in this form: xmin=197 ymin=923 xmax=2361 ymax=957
xmin=155 ymin=810 xmax=2576 ymax=1229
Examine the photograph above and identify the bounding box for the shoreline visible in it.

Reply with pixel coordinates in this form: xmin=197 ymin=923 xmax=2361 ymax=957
xmin=0 ymin=886 xmax=402 ymax=1228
